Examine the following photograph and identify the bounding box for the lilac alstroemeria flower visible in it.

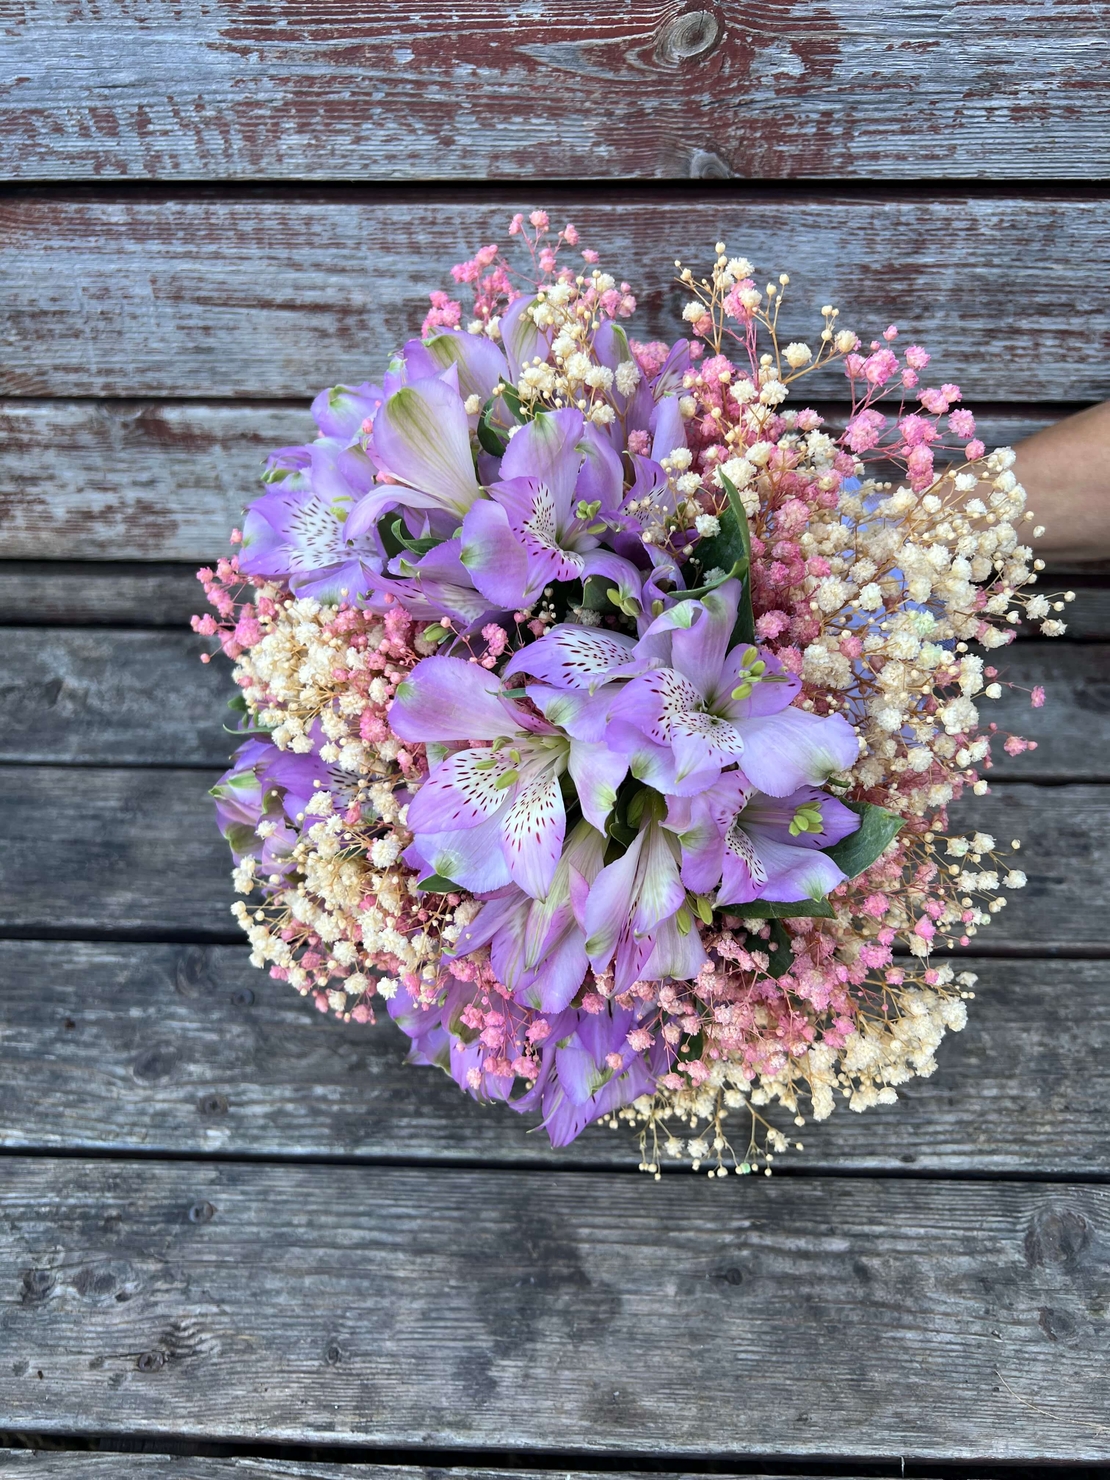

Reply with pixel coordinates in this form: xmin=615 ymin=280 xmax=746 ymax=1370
xmin=211 ymin=736 xmax=334 ymax=877
xmin=310 ymin=381 xmax=382 ymax=442
xmin=390 ymin=656 xmax=628 ymax=899
xmin=665 ymin=773 xmax=860 ymax=906
xmin=362 ymin=538 xmax=499 ymax=631
xmin=459 ymin=409 xmax=640 ymax=611
xmin=609 ymin=579 xmax=859 ymax=795
xmin=346 ymin=372 xmax=483 ymax=540
xmin=530 ymin=999 xmax=668 ymax=1147
xmin=583 ymin=803 xmax=708 ymax=992
xmin=239 ymin=439 xmax=384 ymax=603
xmin=452 ymin=820 xmax=606 ymax=1011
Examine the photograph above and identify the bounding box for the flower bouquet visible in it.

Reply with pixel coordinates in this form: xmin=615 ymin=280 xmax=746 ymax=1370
xmin=196 ymin=211 xmax=1068 ymax=1174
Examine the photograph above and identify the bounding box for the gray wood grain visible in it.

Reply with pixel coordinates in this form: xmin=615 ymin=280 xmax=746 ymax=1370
xmin=0 ymin=629 xmax=1098 ymax=775
xmin=0 ymin=565 xmax=214 ymax=629
xmin=3 ymin=3 xmax=1108 ymax=182
xmin=0 ymin=401 xmax=1057 ymax=563
xmin=0 ymin=402 xmax=313 ymax=563
xmin=3 ymin=1159 xmax=1110 ymax=1461
xmin=0 ymin=631 xmax=235 ymax=766
xmin=3 ymin=196 xmax=1108 ymax=400
xmin=0 ymin=766 xmax=234 ymax=939
xmin=0 ymin=942 xmax=1107 ymax=1176
xmin=0 ymin=1462 xmax=422 ymax=1479
xmin=0 ymin=767 xmax=1101 ymax=948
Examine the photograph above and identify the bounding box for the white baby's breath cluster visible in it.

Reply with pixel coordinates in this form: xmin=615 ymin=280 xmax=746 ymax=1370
xmin=217 ymin=588 xmax=475 ymax=1021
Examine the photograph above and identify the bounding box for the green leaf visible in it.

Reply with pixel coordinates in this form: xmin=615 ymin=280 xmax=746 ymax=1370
xmin=581 ymin=574 xmax=616 ymax=612
xmin=227 ymin=693 xmax=248 ymax=714
xmin=477 ymin=399 xmax=508 ymax=456
xmin=734 ymin=897 xmax=835 ymax=920
xmin=690 ymin=474 xmax=755 ymax=646
xmin=680 ymin=555 xmax=749 ymax=602
xmin=416 ymin=873 xmax=459 ymax=893
xmin=389 ymin=517 xmax=441 ymax=558
xmin=763 ymin=920 xmax=795 ymax=977
xmin=223 ymin=823 xmax=261 ymax=856
xmin=824 ymin=800 xmax=904 ymax=879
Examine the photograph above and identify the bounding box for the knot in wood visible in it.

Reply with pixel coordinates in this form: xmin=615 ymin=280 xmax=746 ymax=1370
xmin=20 ymin=1268 xmax=55 ymax=1306
xmin=1024 ymin=1205 xmax=1092 ymax=1268
xmin=654 ymin=10 xmax=720 ymax=64
xmin=132 ymin=1044 xmax=180 ymax=1083
xmin=689 ymin=148 xmax=733 ymax=179
xmin=137 ymin=1350 xmax=166 ymax=1373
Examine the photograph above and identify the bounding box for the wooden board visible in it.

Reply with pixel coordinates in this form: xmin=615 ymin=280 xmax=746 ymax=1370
xmin=3 ymin=195 xmax=1109 ymax=401
xmin=0 ymin=630 xmax=1099 ymax=775
xmin=0 ymin=402 xmax=313 ymax=564
xmin=0 ymin=401 xmax=1058 ymax=563
xmin=4 ymin=1158 xmax=1110 ymax=1462
xmin=4 ymin=3 xmax=1109 ymax=182
xmin=0 ymin=1463 xmax=457 ymax=1479
xmin=0 ymin=767 xmax=1101 ymax=949
xmin=0 ymin=942 xmax=1107 ymax=1176
xmin=0 ymin=564 xmax=208 ymax=629
xmin=0 ymin=631 xmax=236 ymax=766
xmin=0 ymin=767 xmax=235 ymax=940
xmin=0 ymin=1465 xmax=827 ymax=1480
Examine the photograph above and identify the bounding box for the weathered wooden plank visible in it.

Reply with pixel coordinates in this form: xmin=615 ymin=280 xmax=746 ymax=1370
xmin=4 ymin=2 xmax=1109 ymax=182
xmin=0 ymin=1465 xmax=822 ymax=1480
xmin=3 ymin=196 xmax=1109 ymax=401
xmin=0 ymin=1463 xmax=814 ymax=1480
xmin=4 ymin=1159 xmax=1110 ymax=1461
xmin=0 ymin=402 xmax=313 ymax=563
xmin=0 ymin=629 xmax=1097 ymax=775
xmin=0 ymin=400 xmax=1058 ymax=562
xmin=0 ymin=767 xmax=234 ymax=939
xmin=988 ymin=642 xmax=1110 ymax=781
xmin=0 ymin=564 xmax=207 ymax=628
xmin=0 ymin=942 xmax=1106 ymax=1175
xmin=0 ymin=631 xmax=235 ymax=766
xmin=0 ymin=767 xmax=1102 ymax=947
xmin=0 ymin=1462 xmax=417 ymax=1479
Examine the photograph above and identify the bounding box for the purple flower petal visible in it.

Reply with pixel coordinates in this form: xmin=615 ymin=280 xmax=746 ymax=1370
xmin=459 ymin=497 xmax=532 ymax=608
xmin=743 ymin=831 xmax=848 ymax=902
xmin=737 ymin=709 xmax=860 ymax=796
xmin=740 ymin=787 xmax=861 ymax=850
xmin=608 ymin=667 xmax=703 ymax=746
xmin=421 ymin=330 xmax=509 ymax=405
xmin=406 ymin=748 xmax=520 ymax=833
xmin=717 ymin=822 xmax=769 ymax=905
xmin=503 ymin=624 xmax=640 ymax=690
xmin=641 ymin=912 xmax=708 ymax=983
xmin=389 ymin=656 xmax=520 ymax=743
xmin=567 ymin=739 xmax=628 ymax=832
xmin=406 ymin=814 xmax=513 ymax=893
xmin=501 ymin=295 xmax=553 ymax=382
xmin=366 ymin=375 xmax=481 ymax=516
xmin=584 ymin=831 xmax=644 ymax=970
xmin=574 ymin=423 xmax=624 ymax=512
xmin=500 ymin=772 xmax=566 ymax=898
xmin=498 ymin=408 xmax=583 ymax=504
xmin=310 ymin=381 xmax=381 ymax=441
